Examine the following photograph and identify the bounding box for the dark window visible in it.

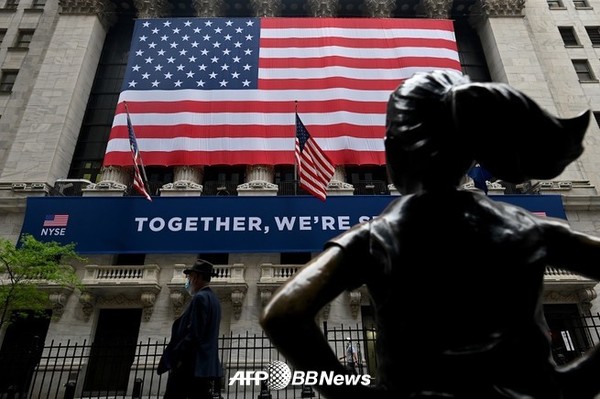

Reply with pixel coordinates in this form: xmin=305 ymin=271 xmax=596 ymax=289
xmin=5 ymin=0 xmax=18 ymax=9
xmin=573 ymin=0 xmax=589 ymax=7
xmin=274 ymin=165 xmax=310 ymax=196
xmin=0 ymin=310 xmax=51 ymax=395
xmin=14 ymin=29 xmax=34 ymax=49
xmin=0 ymin=70 xmax=18 ymax=92
xmin=559 ymin=27 xmax=579 ymax=46
xmin=547 ymin=0 xmax=564 ymax=8
xmin=202 ymin=166 xmax=245 ymax=196
xmin=68 ymin=160 xmax=102 ymax=183
xmin=30 ymin=0 xmax=44 ymax=8
xmin=0 ymin=29 xmax=6 ymax=44
xmin=585 ymin=26 xmax=600 ymax=45
xmin=140 ymin=166 xmax=172 ymax=197
xmin=83 ymin=309 xmax=142 ymax=393
xmin=572 ymin=59 xmax=596 ymax=81
xmin=338 ymin=0 xmax=364 ymax=17
xmin=113 ymin=253 xmax=145 ymax=265
xmin=346 ymin=166 xmax=390 ymax=195
xmin=280 ymin=0 xmax=308 ymax=16
xmin=544 ymin=304 xmax=590 ymax=364
xmin=391 ymin=0 xmax=418 ymax=17
xmin=454 ymin=19 xmax=492 ymax=83
xmin=281 ymin=252 xmax=311 ymax=265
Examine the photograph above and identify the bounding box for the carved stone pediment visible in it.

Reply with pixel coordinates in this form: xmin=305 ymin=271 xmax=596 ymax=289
xmin=543 ymin=268 xmax=598 ymax=306
xmin=257 ymin=263 xmax=302 ymax=307
xmin=38 ymin=285 xmax=74 ymax=319
xmin=80 ymin=264 xmax=161 ymax=321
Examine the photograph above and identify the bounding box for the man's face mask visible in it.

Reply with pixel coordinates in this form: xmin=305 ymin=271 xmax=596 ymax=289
xmin=185 ymin=276 xmax=193 ymax=295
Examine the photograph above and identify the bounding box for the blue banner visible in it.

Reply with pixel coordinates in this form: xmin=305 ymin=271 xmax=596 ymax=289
xmin=20 ymin=195 xmax=566 ymax=254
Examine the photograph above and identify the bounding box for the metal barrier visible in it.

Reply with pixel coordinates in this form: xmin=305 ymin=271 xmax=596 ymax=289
xmin=0 ymin=323 xmax=375 ymax=399
xmin=2 ymin=314 xmax=599 ymax=399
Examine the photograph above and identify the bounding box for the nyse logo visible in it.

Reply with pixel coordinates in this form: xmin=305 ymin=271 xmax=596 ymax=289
xmin=40 ymin=214 xmax=69 ymax=236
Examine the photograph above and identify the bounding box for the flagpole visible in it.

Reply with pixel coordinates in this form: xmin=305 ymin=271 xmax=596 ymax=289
xmin=124 ymin=101 xmax=152 ymax=198
xmin=294 ymin=100 xmax=298 ymax=196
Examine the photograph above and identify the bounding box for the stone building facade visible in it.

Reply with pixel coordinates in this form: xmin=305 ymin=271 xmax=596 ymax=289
xmin=0 ymin=0 xmax=599 ymax=378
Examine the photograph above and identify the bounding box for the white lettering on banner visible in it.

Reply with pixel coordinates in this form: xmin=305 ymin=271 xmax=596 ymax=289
xmin=273 ymin=216 xmax=352 ymax=231
xmin=134 ymin=215 xmax=376 ymax=233
xmin=40 ymin=228 xmax=66 ymax=236
xmin=135 ymin=216 xmax=264 ymax=232
xmin=186 ymin=217 xmax=198 ymax=231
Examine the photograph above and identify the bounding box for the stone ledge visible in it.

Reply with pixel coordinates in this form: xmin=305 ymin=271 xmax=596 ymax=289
xmin=561 ymin=195 xmax=600 ymax=211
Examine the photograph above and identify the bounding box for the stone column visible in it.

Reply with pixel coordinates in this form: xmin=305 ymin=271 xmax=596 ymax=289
xmin=85 ymin=0 xmax=170 ymax=197
xmin=238 ymin=165 xmax=279 ymax=196
xmin=137 ymin=0 xmax=208 ymax=198
xmin=159 ymin=0 xmax=226 ymax=196
xmin=327 ymin=166 xmax=354 ymax=196
xmin=161 ymin=166 xmax=205 ymax=196
xmin=82 ymin=165 xmax=128 ymax=196
xmin=134 ymin=0 xmax=170 ymax=18
xmin=250 ymin=0 xmax=282 ymax=16
xmin=419 ymin=0 xmax=453 ymax=18
xmin=192 ymin=0 xmax=225 ymax=16
xmin=364 ymin=0 xmax=396 ymax=17
xmin=235 ymin=0 xmax=282 ymax=196
xmin=88 ymin=169 xmax=130 ymax=197
xmin=307 ymin=0 xmax=339 ymax=16
xmin=307 ymin=0 xmax=357 ymax=197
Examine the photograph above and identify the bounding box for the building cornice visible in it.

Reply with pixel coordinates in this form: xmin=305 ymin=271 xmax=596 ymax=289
xmin=59 ymin=0 xmax=116 ymax=28
xmin=133 ymin=0 xmax=170 ymax=18
xmin=0 ymin=196 xmax=26 ymax=213
xmin=192 ymin=0 xmax=225 ymax=16
xmin=420 ymin=0 xmax=453 ymax=19
xmin=477 ymin=0 xmax=525 ymax=17
xmin=364 ymin=0 xmax=395 ymax=17
xmin=562 ymin=195 xmax=600 ymax=211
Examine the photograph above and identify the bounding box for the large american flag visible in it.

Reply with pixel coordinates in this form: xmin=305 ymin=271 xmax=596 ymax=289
xmin=103 ymin=17 xmax=461 ymax=167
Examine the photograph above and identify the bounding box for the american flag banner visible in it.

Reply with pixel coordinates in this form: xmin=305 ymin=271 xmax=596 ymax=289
xmin=126 ymin=105 xmax=153 ymax=201
xmin=296 ymin=113 xmax=335 ymax=201
xmin=43 ymin=214 xmax=69 ymax=227
xmin=104 ymin=17 xmax=461 ymax=167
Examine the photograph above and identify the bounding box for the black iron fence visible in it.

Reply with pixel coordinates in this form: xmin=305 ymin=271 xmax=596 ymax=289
xmin=0 ymin=323 xmax=374 ymax=399
xmin=2 ymin=314 xmax=600 ymax=399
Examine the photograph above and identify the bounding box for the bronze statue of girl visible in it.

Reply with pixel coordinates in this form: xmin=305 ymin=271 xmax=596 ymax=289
xmin=261 ymin=70 xmax=600 ymax=398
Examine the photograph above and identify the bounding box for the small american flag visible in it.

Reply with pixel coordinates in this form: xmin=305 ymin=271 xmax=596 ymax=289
xmin=126 ymin=104 xmax=152 ymax=201
xmin=43 ymin=214 xmax=69 ymax=227
xmin=295 ymin=113 xmax=335 ymax=201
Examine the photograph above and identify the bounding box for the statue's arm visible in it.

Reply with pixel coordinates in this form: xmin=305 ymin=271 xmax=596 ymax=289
xmin=260 ymin=245 xmax=373 ymax=397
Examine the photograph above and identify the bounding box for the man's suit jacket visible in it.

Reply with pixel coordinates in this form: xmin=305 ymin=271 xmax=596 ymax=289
xmin=157 ymin=286 xmax=222 ymax=378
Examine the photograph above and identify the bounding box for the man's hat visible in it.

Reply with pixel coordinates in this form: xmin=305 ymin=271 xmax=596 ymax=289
xmin=183 ymin=259 xmax=214 ymax=276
